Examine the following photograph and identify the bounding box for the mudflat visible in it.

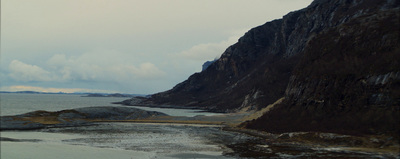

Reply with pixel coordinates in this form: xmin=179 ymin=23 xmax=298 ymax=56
xmin=1 ymin=106 xmax=399 ymax=158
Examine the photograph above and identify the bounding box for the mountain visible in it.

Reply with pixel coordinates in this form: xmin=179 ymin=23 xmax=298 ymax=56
xmin=202 ymin=60 xmax=217 ymax=71
xmin=245 ymin=1 xmax=400 ymax=135
xmin=125 ymin=0 xmax=399 ymax=135
xmin=0 ymin=91 xmax=67 ymax=94
xmin=82 ymin=93 xmax=135 ymax=97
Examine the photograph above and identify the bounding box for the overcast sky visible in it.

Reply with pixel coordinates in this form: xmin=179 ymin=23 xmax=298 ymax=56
xmin=1 ymin=0 xmax=313 ymax=94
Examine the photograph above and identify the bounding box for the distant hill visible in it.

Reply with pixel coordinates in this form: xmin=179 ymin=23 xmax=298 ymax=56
xmin=82 ymin=93 xmax=135 ymax=98
xmin=0 ymin=91 xmax=67 ymax=94
xmin=0 ymin=91 xmax=146 ymax=97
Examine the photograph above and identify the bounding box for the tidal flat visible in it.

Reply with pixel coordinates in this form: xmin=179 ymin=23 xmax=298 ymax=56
xmin=1 ymin=123 xmax=249 ymax=159
xmin=2 ymin=122 xmax=398 ymax=159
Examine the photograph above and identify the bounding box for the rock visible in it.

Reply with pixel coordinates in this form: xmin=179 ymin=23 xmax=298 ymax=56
xmin=202 ymin=60 xmax=216 ymax=71
xmin=0 ymin=116 xmax=45 ymax=130
xmin=0 ymin=137 xmax=41 ymax=142
xmin=0 ymin=106 xmax=168 ymax=130
xmin=74 ymin=106 xmax=167 ymax=120
xmin=246 ymin=2 xmax=400 ymax=135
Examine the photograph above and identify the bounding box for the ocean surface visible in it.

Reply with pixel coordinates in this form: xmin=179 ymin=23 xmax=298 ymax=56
xmin=1 ymin=94 xmax=396 ymax=158
xmin=1 ymin=123 xmax=245 ymax=159
xmin=0 ymin=93 xmax=240 ymax=159
xmin=0 ymin=93 xmax=221 ymax=117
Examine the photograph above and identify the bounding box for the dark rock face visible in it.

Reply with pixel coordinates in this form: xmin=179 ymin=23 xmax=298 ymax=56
xmin=139 ymin=0 xmax=399 ymax=109
xmin=202 ymin=60 xmax=217 ymax=71
xmin=129 ymin=0 xmax=399 ymax=135
xmin=245 ymin=4 xmax=400 ymax=135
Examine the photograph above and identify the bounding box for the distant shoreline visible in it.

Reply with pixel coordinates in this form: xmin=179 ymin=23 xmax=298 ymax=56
xmin=0 ymin=91 xmax=147 ymax=97
xmin=81 ymin=93 xmax=134 ymax=98
xmin=1 ymin=106 xmax=398 ymax=158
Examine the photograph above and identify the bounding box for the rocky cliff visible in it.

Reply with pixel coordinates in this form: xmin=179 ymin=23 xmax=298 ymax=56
xmin=126 ymin=0 xmax=399 ymax=135
xmin=245 ymin=4 xmax=400 ymax=135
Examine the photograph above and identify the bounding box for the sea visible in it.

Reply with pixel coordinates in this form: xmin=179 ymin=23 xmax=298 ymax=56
xmin=1 ymin=94 xmax=396 ymax=159
xmin=0 ymin=93 xmax=238 ymax=159
xmin=0 ymin=93 xmax=221 ymax=117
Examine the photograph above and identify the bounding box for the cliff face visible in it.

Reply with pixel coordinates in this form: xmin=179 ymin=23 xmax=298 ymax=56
xmin=140 ymin=0 xmax=399 ymax=112
xmin=130 ymin=0 xmax=399 ymax=134
xmin=246 ymin=6 xmax=400 ymax=135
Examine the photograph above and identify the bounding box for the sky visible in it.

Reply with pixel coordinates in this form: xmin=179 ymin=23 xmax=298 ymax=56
xmin=1 ymin=0 xmax=313 ymax=94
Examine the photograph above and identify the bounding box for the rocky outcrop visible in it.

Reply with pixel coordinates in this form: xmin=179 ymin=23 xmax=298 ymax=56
xmin=0 ymin=106 xmax=168 ymax=130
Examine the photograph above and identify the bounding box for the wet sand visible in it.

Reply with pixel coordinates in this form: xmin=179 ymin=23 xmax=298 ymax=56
xmin=2 ymin=122 xmax=398 ymax=159
xmin=1 ymin=123 xmax=249 ymax=159
xmin=1 ymin=106 xmax=399 ymax=158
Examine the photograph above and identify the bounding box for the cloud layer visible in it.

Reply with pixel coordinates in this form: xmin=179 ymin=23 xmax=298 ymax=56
xmin=1 ymin=0 xmax=314 ymax=94
xmin=9 ymin=51 xmax=166 ymax=83
xmin=1 ymin=85 xmax=114 ymax=93
xmin=176 ymin=32 xmax=243 ymax=61
xmin=9 ymin=60 xmax=54 ymax=82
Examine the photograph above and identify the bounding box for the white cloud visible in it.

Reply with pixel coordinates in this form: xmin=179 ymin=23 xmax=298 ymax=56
xmin=45 ymin=50 xmax=166 ymax=82
xmin=175 ymin=29 xmax=246 ymax=61
xmin=178 ymin=41 xmax=229 ymax=61
xmin=47 ymin=54 xmax=68 ymax=69
xmin=1 ymin=0 xmax=314 ymax=94
xmin=3 ymin=50 xmax=168 ymax=94
xmin=8 ymin=60 xmax=55 ymax=82
xmin=110 ymin=63 xmax=166 ymax=80
xmin=0 ymin=85 xmax=114 ymax=93
xmin=7 ymin=49 xmax=166 ymax=85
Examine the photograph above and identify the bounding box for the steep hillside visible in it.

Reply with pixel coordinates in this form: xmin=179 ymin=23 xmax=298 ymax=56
xmin=127 ymin=0 xmax=399 ymax=116
xmin=245 ymin=7 xmax=400 ymax=135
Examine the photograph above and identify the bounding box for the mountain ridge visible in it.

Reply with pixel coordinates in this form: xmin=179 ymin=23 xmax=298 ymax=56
xmin=124 ymin=0 xmax=400 ymax=135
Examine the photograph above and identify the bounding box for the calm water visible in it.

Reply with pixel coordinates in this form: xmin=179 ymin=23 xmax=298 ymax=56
xmin=1 ymin=94 xmax=394 ymax=158
xmin=0 ymin=93 xmax=237 ymax=159
xmin=0 ymin=93 xmax=127 ymax=116
xmin=1 ymin=123 xmax=241 ymax=159
xmin=0 ymin=93 xmax=220 ymax=117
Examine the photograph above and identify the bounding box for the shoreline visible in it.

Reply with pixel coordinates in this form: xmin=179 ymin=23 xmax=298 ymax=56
xmin=1 ymin=106 xmax=399 ymax=158
xmin=2 ymin=120 xmax=399 ymax=158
